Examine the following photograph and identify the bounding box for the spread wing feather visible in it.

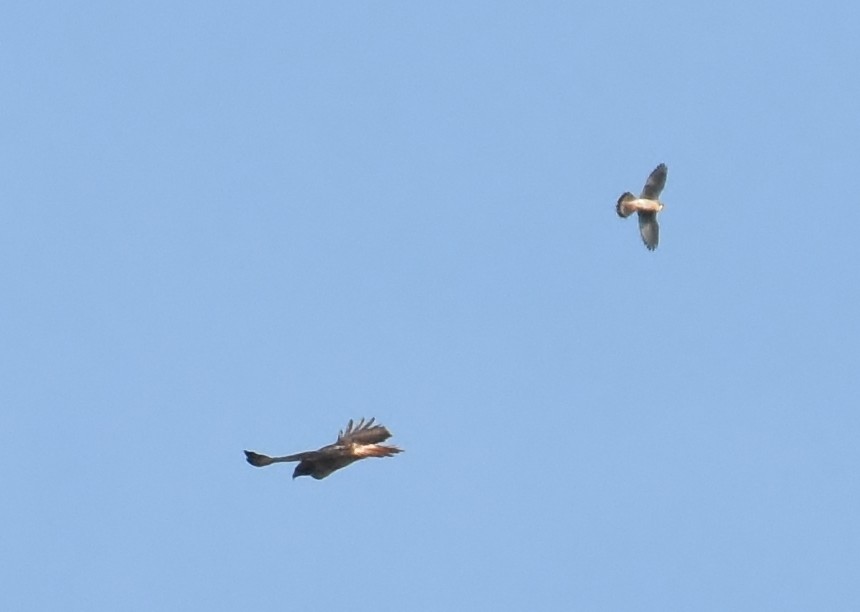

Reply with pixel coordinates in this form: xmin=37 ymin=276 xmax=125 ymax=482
xmin=336 ymin=417 xmax=393 ymax=445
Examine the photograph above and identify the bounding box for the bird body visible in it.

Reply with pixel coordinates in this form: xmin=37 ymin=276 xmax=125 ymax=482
xmin=244 ymin=418 xmax=402 ymax=480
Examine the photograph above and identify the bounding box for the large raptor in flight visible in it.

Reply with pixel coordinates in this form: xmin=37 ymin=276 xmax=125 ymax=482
xmin=244 ymin=418 xmax=402 ymax=480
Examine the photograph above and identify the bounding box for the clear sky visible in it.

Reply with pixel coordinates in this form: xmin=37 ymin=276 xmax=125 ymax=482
xmin=3 ymin=2 xmax=859 ymax=610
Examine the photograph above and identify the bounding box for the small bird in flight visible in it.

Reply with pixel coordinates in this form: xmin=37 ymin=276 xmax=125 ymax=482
xmin=244 ymin=417 xmax=403 ymax=480
xmin=616 ymin=163 xmax=668 ymax=250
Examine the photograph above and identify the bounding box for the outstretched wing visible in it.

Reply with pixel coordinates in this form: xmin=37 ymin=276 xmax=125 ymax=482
xmin=638 ymin=211 xmax=660 ymax=250
xmin=335 ymin=417 xmax=393 ymax=446
xmin=244 ymin=449 xmax=320 ymax=467
xmin=640 ymin=163 xmax=667 ymax=200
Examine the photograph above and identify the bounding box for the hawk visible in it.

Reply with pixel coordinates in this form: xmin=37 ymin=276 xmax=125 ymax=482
xmin=616 ymin=163 xmax=668 ymax=250
xmin=244 ymin=417 xmax=402 ymax=480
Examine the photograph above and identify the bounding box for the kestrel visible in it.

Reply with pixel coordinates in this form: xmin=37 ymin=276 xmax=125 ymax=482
xmin=244 ymin=417 xmax=403 ymax=480
xmin=616 ymin=163 xmax=668 ymax=251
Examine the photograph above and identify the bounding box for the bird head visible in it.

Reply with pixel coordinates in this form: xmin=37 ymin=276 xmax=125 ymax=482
xmin=292 ymin=463 xmax=313 ymax=479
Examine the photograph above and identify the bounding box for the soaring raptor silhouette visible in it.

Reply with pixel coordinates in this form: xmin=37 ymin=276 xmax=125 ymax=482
xmin=616 ymin=163 xmax=668 ymax=251
xmin=244 ymin=418 xmax=402 ymax=480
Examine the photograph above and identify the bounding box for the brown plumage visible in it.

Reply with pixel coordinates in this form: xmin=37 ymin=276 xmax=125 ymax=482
xmin=244 ymin=418 xmax=403 ymax=480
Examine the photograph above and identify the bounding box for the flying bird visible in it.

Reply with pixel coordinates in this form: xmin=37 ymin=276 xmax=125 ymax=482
xmin=616 ymin=163 xmax=668 ymax=250
xmin=244 ymin=417 xmax=402 ymax=480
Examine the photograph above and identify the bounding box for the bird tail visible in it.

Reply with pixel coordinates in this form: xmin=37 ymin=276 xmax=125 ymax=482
xmin=355 ymin=444 xmax=403 ymax=458
xmin=616 ymin=192 xmax=636 ymax=218
xmin=244 ymin=450 xmax=276 ymax=467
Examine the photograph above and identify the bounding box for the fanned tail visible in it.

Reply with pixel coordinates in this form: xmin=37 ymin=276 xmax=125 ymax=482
xmin=616 ymin=192 xmax=636 ymax=218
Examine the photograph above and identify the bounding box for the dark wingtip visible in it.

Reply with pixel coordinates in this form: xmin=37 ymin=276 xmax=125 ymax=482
xmin=642 ymin=233 xmax=659 ymax=251
xmin=244 ymin=450 xmax=272 ymax=467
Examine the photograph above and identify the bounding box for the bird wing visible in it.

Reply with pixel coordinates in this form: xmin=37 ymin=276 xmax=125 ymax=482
xmin=244 ymin=449 xmax=322 ymax=467
xmin=335 ymin=417 xmax=393 ymax=446
xmin=639 ymin=163 xmax=667 ymax=200
xmin=637 ymin=211 xmax=660 ymax=250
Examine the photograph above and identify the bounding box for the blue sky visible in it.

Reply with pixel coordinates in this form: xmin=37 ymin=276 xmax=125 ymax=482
xmin=3 ymin=2 xmax=859 ymax=610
